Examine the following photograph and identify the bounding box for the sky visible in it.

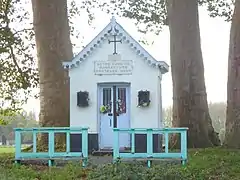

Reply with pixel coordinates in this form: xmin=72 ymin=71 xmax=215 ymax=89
xmin=23 ymin=6 xmax=231 ymax=117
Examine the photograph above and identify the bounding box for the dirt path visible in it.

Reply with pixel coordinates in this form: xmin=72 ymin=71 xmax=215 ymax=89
xmin=19 ymin=155 xmax=115 ymax=167
xmin=19 ymin=155 xmax=181 ymax=168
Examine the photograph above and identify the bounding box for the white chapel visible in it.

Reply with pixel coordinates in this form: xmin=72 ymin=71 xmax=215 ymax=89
xmin=62 ymin=16 xmax=169 ymax=153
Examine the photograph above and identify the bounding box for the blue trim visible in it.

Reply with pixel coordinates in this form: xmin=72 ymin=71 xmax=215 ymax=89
xmin=113 ymin=128 xmax=189 ymax=167
xmin=97 ymin=82 xmax=131 ymax=149
xmin=14 ymin=127 xmax=189 ymax=167
xmin=14 ymin=127 xmax=89 ymax=167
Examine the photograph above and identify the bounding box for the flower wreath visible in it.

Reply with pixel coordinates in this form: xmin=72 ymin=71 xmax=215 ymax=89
xmin=99 ymin=99 xmax=126 ymax=114
xmin=99 ymin=103 xmax=111 ymax=114
xmin=116 ymin=99 xmax=126 ymax=114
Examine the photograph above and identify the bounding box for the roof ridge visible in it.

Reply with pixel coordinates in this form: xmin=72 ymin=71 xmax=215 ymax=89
xmin=62 ymin=17 xmax=169 ymax=74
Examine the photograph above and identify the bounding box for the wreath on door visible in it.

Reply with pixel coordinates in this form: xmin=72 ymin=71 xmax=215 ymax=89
xmin=99 ymin=100 xmax=126 ymax=114
xmin=117 ymin=99 xmax=126 ymax=114
xmin=99 ymin=102 xmax=111 ymax=114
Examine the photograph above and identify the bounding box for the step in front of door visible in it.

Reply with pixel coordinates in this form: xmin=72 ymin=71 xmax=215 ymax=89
xmin=91 ymin=147 xmax=131 ymax=156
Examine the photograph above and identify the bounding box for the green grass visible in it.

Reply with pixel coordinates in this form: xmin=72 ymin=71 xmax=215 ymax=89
xmin=0 ymin=147 xmax=239 ymax=179
xmin=0 ymin=146 xmax=15 ymax=154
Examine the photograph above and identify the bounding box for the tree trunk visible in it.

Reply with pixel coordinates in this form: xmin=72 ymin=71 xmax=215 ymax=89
xmin=31 ymin=0 xmax=73 ymax=146
xmin=225 ymin=0 xmax=240 ymax=148
xmin=167 ymin=0 xmax=220 ymax=148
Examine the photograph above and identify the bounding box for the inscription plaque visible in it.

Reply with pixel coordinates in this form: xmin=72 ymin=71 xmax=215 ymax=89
xmin=94 ymin=60 xmax=133 ymax=75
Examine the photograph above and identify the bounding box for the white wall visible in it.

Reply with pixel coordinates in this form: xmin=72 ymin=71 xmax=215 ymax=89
xmin=69 ymin=36 xmax=162 ymax=133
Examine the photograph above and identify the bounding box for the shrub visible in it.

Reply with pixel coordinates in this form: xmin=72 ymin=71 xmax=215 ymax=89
xmin=0 ymin=148 xmax=240 ymax=180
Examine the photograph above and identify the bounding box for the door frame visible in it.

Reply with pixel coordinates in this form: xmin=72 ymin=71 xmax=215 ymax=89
xmin=97 ymin=82 xmax=131 ymax=149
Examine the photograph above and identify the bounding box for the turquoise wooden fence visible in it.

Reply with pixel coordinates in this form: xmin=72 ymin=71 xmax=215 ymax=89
xmin=14 ymin=127 xmax=89 ymax=167
xmin=113 ymin=128 xmax=188 ymax=167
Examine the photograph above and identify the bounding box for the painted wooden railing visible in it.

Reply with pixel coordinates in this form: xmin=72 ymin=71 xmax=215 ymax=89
xmin=113 ymin=128 xmax=188 ymax=167
xmin=14 ymin=127 xmax=89 ymax=167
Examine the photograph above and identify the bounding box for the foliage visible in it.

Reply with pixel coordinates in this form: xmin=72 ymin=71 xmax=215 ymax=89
xmin=87 ymin=148 xmax=240 ymax=179
xmin=0 ymin=148 xmax=239 ymax=179
xmin=163 ymin=102 xmax=226 ymax=143
xmin=80 ymin=0 xmax=234 ymax=36
xmin=162 ymin=105 xmax=172 ymax=127
xmin=0 ymin=108 xmax=17 ymax=125
xmin=0 ymin=110 xmax=38 ymax=142
xmin=208 ymin=102 xmax=226 ymax=142
xmin=199 ymin=0 xmax=234 ymax=21
xmin=0 ymin=0 xmax=38 ymax=109
xmin=0 ymin=0 xmax=233 ymax=110
xmin=0 ymin=0 xmax=91 ymax=112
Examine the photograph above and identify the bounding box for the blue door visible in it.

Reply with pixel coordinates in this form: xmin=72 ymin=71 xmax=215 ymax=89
xmin=99 ymin=84 xmax=130 ymax=149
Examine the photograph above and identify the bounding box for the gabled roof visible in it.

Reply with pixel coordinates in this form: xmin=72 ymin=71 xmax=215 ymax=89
xmin=62 ymin=16 xmax=169 ymax=74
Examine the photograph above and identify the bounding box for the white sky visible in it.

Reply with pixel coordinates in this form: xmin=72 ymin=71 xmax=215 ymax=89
xmin=23 ymin=6 xmax=230 ymax=117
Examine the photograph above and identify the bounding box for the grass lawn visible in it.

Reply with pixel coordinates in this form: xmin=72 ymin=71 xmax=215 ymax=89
xmin=0 ymin=146 xmax=15 ymax=154
xmin=0 ymin=147 xmax=239 ymax=179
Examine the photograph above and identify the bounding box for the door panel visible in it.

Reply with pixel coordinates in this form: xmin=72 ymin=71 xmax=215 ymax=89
xmin=99 ymin=84 xmax=130 ymax=149
xmin=116 ymin=87 xmax=130 ymax=148
xmin=99 ymin=87 xmax=113 ymax=149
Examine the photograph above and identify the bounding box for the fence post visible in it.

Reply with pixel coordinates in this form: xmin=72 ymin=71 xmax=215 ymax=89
xmin=164 ymin=132 xmax=169 ymax=153
xmin=147 ymin=128 xmax=153 ymax=168
xmin=48 ymin=130 xmax=55 ymax=166
xmin=181 ymin=130 xmax=187 ymax=165
xmin=113 ymin=128 xmax=120 ymax=163
xmin=33 ymin=130 xmax=37 ymax=153
xmin=66 ymin=131 xmax=70 ymax=153
xmin=131 ymin=129 xmax=135 ymax=154
xmin=81 ymin=128 xmax=88 ymax=167
xmin=15 ymin=129 xmax=21 ymax=164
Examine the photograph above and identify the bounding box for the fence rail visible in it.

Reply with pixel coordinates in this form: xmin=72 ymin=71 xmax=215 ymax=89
xmin=14 ymin=127 xmax=89 ymax=167
xmin=113 ymin=128 xmax=188 ymax=167
xmin=14 ymin=127 xmax=188 ymax=168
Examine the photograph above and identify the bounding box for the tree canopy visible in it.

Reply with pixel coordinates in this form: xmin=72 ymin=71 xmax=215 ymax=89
xmin=0 ymin=0 xmax=88 ymax=116
xmin=0 ymin=0 xmax=38 ymax=109
xmin=0 ymin=0 xmax=234 ymax=112
xmin=80 ymin=0 xmax=233 ymax=36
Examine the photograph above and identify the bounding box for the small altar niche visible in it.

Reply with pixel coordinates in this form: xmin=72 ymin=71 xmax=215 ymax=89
xmin=77 ymin=91 xmax=89 ymax=107
xmin=138 ymin=90 xmax=151 ymax=107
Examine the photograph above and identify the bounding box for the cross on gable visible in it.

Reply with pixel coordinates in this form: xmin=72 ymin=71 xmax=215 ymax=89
xmin=108 ymin=35 xmax=122 ymax=55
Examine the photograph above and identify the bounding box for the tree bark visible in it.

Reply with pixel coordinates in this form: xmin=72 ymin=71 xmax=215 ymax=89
xmin=31 ymin=0 xmax=73 ymax=146
xmin=167 ymin=0 xmax=220 ymax=148
xmin=225 ymin=0 xmax=240 ymax=148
